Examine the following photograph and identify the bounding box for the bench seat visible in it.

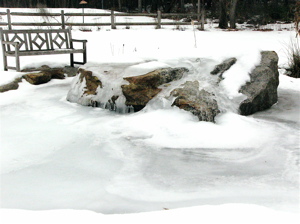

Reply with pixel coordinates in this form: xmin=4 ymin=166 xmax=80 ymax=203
xmin=5 ymin=48 xmax=85 ymax=56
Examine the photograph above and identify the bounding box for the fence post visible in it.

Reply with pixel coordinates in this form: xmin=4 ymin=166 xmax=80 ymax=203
xmin=111 ymin=10 xmax=116 ymax=29
xmin=61 ymin=10 xmax=65 ymax=29
xmin=157 ymin=10 xmax=161 ymax=29
xmin=7 ymin=9 xmax=12 ymax=30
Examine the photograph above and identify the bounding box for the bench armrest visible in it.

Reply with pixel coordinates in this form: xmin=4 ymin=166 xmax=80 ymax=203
xmin=71 ymin=39 xmax=87 ymax=43
xmin=2 ymin=41 xmax=19 ymax=46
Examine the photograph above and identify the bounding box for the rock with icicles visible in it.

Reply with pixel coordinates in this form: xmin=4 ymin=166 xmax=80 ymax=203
xmin=67 ymin=67 xmax=189 ymax=113
xmin=66 ymin=51 xmax=280 ymax=122
xmin=121 ymin=67 xmax=189 ymax=112
xmin=66 ymin=68 xmax=134 ymax=113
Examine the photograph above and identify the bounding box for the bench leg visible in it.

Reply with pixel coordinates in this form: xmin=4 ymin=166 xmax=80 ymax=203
xmin=83 ymin=51 xmax=87 ymax=64
xmin=70 ymin=53 xmax=74 ymax=67
xmin=3 ymin=55 xmax=8 ymax=71
xmin=16 ymin=56 xmax=20 ymax=72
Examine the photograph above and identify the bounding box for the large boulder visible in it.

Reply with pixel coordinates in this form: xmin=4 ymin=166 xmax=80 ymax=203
xmin=239 ymin=51 xmax=279 ymax=115
xmin=121 ymin=67 xmax=188 ymax=111
xmin=170 ymin=81 xmax=220 ymax=122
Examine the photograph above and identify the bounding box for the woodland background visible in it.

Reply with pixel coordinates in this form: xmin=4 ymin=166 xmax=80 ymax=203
xmin=0 ymin=0 xmax=297 ymax=24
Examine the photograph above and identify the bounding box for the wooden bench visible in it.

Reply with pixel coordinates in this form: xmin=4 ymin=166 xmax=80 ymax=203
xmin=0 ymin=28 xmax=87 ymax=72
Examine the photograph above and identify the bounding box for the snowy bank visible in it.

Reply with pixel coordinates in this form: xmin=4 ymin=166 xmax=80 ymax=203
xmin=1 ymin=204 xmax=299 ymax=224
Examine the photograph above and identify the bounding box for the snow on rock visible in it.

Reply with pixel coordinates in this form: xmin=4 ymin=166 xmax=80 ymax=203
xmin=66 ymin=51 xmax=280 ymax=121
xmin=239 ymin=51 xmax=280 ymax=115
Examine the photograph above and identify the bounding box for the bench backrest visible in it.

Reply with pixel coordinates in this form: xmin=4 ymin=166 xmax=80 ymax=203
xmin=0 ymin=28 xmax=73 ymax=52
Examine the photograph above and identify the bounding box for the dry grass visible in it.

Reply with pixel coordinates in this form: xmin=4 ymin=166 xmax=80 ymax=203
xmin=286 ymin=38 xmax=300 ymax=78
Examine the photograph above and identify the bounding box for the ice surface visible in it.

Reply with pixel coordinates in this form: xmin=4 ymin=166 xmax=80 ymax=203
xmin=0 ymin=7 xmax=299 ymax=223
xmin=1 ymin=75 xmax=299 ymax=215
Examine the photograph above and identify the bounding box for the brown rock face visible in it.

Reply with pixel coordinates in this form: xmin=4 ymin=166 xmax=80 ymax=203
xmin=22 ymin=65 xmax=77 ymax=77
xmin=121 ymin=67 xmax=188 ymax=111
xmin=171 ymin=81 xmax=220 ymax=122
xmin=22 ymin=66 xmax=66 ymax=85
xmin=0 ymin=77 xmax=22 ymax=92
xmin=43 ymin=68 xmax=65 ymax=80
xmin=78 ymin=68 xmax=102 ymax=95
xmin=122 ymin=84 xmax=162 ymax=111
xmin=23 ymin=72 xmax=52 ymax=85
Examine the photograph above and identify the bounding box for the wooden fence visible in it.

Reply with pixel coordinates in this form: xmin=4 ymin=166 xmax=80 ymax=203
xmin=0 ymin=9 xmax=203 ymax=30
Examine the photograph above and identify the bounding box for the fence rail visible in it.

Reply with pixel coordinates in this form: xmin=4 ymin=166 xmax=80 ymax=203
xmin=0 ymin=9 xmax=203 ymax=30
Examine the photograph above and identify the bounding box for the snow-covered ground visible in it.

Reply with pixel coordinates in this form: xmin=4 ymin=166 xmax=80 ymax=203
xmin=0 ymin=8 xmax=299 ymax=224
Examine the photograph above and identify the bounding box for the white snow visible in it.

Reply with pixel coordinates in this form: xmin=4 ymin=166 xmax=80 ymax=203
xmin=0 ymin=8 xmax=299 ymax=224
xmin=1 ymin=204 xmax=299 ymax=224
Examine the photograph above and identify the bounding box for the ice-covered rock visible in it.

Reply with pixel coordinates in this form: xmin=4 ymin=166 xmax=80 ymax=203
xmin=170 ymin=81 xmax=220 ymax=122
xmin=122 ymin=67 xmax=188 ymax=111
xmin=78 ymin=68 xmax=102 ymax=95
xmin=66 ymin=51 xmax=280 ymax=122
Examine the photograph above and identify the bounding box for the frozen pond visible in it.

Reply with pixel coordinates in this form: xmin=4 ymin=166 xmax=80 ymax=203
xmin=0 ymin=20 xmax=299 ymax=221
xmin=0 ymin=73 xmax=299 ymax=214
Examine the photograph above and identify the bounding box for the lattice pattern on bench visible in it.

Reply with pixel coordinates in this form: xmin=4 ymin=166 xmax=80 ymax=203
xmin=4 ymin=30 xmax=71 ymax=51
xmin=5 ymin=33 xmax=28 ymax=51
xmin=50 ymin=31 xmax=69 ymax=49
xmin=30 ymin=33 xmax=49 ymax=50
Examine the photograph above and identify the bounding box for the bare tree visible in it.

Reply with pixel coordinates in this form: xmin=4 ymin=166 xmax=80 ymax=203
xmin=218 ymin=0 xmax=228 ymax=29
xmin=118 ymin=0 xmax=122 ymax=11
xmin=218 ymin=0 xmax=238 ymax=29
xmin=198 ymin=0 xmax=205 ymax=30
xmin=138 ymin=0 xmax=142 ymax=12
xmin=296 ymin=1 xmax=300 ymax=37
xmin=229 ymin=0 xmax=238 ymax=28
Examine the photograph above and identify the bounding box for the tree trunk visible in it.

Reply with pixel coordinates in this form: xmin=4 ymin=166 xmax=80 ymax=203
xmin=197 ymin=0 xmax=200 ymax=20
xmin=180 ymin=0 xmax=185 ymax=12
xmin=219 ymin=0 xmax=228 ymax=29
xmin=118 ymin=0 xmax=122 ymax=11
xmin=200 ymin=0 xmax=205 ymax=30
xmin=229 ymin=0 xmax=238 ymax=29
xmin=138 ymin=0 xmax=142 ymax=12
